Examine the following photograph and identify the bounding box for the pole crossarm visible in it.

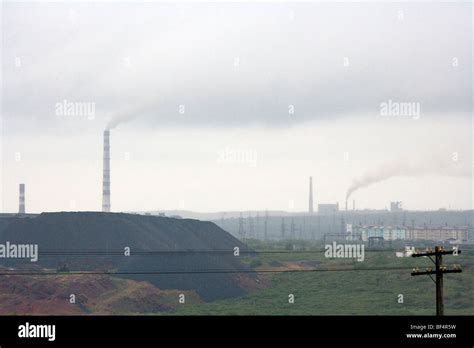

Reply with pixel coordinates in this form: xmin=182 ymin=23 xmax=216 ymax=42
xmin=410 ymin=246 xmax=462 ymax=316
xmin=411 ymin=269 xmax=462 ymax=276
xmin=412 ymin=249 xmax=461 ymax=257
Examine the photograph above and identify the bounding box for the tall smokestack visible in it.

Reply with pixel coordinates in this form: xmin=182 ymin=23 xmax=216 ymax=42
xmin=353 ymin=199 xmax=355 ymax=211
xmin=345 ymin=198 xmax=348 ymax=211
xmin=19 ymin=183 xmax=25 ymax=214
xmin=308 ymin=176 xmax=313 ymax=214
xmin=102 ymin=130 xmax=111 ymax=212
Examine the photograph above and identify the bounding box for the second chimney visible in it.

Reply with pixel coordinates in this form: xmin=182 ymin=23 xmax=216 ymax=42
xmin=102 ymin=130 xmax=111 ymax=212
xmin=19 ymin=183 xmax=25 ymax=214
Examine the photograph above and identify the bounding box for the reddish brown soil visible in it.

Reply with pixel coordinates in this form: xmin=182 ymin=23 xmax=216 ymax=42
xmin=0 ymin=273 xmax=200 ymax=315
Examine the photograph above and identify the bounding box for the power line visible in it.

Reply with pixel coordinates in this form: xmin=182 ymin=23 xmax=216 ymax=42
xmin=32 ymin=248 xmax=430 ymax=255
xmin=0 ymin=266 xmax=411 ymax=276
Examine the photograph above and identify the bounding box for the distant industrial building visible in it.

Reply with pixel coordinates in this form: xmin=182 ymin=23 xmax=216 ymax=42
xmin=395 ymin=246 xmax=416 ymax=258
xmin=318 ymin=203 xmax=339 ymax=214
xmin=390 ymin=201 xmax=403 ymax=212
xmin=350 ymin=225 xmax=406 ymax=241
xmin=347 ymin=224 xmax=470 ymax=243
xmin=345 ymin=199 xmax=356 ymax=211
xmin=406 ymin=226 xmax=468 ymax=242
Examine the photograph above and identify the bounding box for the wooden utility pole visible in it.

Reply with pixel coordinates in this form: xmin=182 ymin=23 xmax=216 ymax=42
xmin=411 ymin=246 xmax=462 ymax=316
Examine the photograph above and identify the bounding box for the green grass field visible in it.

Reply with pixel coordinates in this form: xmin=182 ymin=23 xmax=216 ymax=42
xmin=175 ymin=240 xmax=474 ymax=315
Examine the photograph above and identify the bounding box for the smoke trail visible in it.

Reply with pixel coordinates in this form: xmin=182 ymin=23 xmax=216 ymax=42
xmin=105 ymin=105 xmax=142 ymax=130
xmin=105 ymin=113 xmax=136 ymax=130
xmin=345 ymin=156 xmax=471 ymax=200
xmin=105 ymin=95 xmax=164 ymax=130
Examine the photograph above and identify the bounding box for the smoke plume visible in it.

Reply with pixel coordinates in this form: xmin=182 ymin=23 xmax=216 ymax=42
xmin=105 ymin=105 xmax=141 ymax=130
xmin=346 ymin=156 xmax=471 ymax=200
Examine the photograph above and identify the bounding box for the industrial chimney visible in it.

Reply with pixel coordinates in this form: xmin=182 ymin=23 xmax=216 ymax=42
xmin=102 ymin=130 xmax=111 ymax=212
xmin=19 ymin=183 xmax=25 ymax=214
xmin=308 ymin=176 xmax=313 ymax=214
xmin=353 ymin=199 xmax=355 ymax=211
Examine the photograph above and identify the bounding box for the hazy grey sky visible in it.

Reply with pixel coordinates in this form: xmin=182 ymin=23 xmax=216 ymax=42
xmin=1 ymin=2 xmax=472 ymax=213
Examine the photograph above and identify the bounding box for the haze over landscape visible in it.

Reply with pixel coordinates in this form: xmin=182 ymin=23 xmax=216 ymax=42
xmin=1 ymin=2 xmax=472 ymax=213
